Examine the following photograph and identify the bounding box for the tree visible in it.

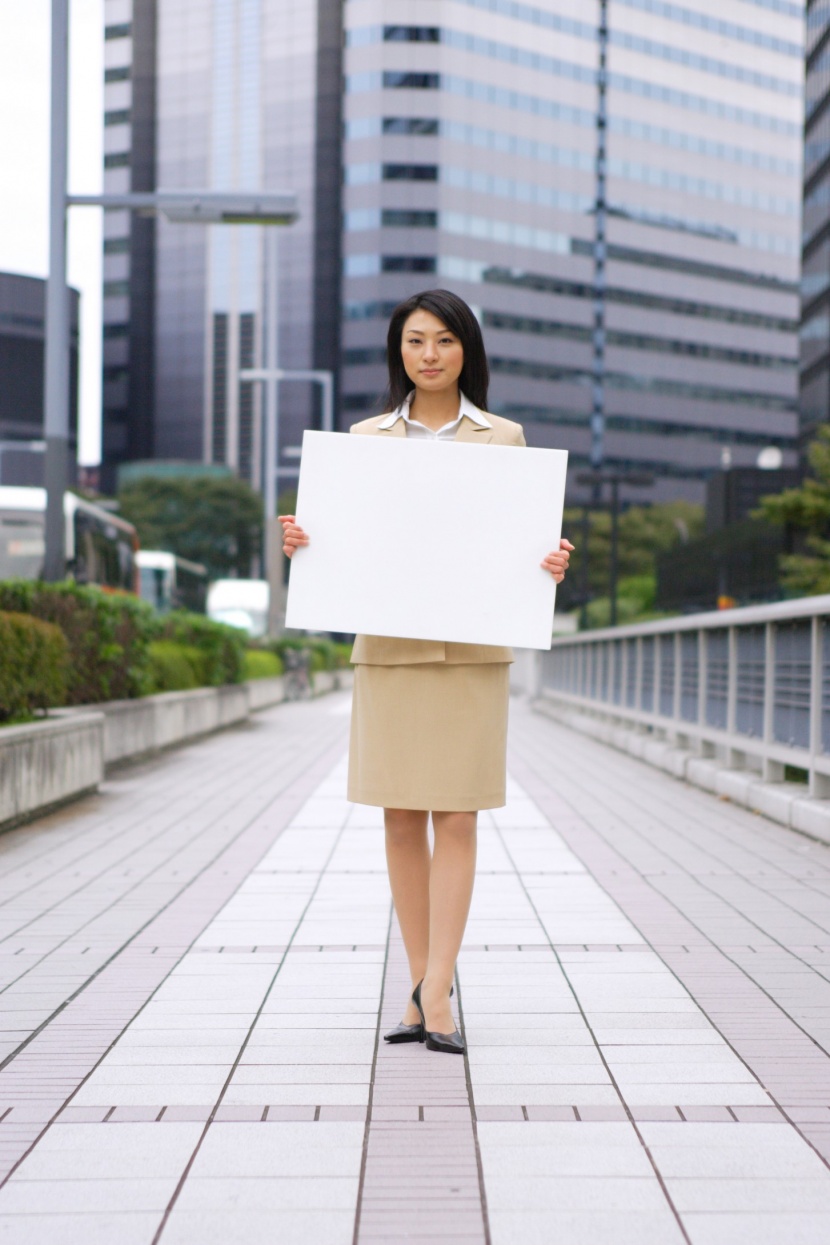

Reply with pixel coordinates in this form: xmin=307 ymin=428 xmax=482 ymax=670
xmin=561 ymin=499 xmax=704 ymax=605
xmin=118 ymin=476 xmax=263 ymax=581
xmin=758 ymin=425 xmax=830 ymax=596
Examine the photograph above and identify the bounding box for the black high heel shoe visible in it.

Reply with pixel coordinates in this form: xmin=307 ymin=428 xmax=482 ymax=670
xmin=412 ymin=980 xmax=466 ymax=1055
xmin=383 ymin=985 xmax=455 ymax=1044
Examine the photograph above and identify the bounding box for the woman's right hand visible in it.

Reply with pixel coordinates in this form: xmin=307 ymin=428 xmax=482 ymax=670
xmin=278 ymin=514 xmax=309 ymax=558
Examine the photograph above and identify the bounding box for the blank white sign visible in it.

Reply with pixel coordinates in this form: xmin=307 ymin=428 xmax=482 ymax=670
xmin=284 ymin=431 xmax=569 ymax=650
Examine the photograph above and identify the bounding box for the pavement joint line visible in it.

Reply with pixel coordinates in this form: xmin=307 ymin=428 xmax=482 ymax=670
xmin=150 ymin=794 xmax=353 ymax=1245
xmin=351 ymin=903 xmax=392 ymax=1245
xmin=0 ymin=720 xmax=350 ymax=1190
xmin=455 ymin=970 xmax=492 ymax=1245
xmin=490 ymin=812 xmax=695 ymax=1245
xmin=512 ymin=708 xmax=830 ymax=1172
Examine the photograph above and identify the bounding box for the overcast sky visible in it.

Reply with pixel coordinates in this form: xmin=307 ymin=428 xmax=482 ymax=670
xmin=0 ymin=0 xmax=103 ymax=465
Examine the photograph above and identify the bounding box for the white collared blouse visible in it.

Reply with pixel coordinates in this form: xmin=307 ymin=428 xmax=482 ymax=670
xmin=376 ymin=390 xmax=493 ymax=442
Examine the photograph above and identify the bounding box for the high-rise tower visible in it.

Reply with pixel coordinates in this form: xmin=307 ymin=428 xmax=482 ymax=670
xmin=341 ymin=0 xmax=804 ymax=503
xmin=100 ymin=0 xmax=342 ymax=490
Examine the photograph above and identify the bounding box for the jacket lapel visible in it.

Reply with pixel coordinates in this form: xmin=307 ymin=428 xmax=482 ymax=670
xmin=376 ymin=418 xmax=406 ymax=437
xmin=454 ymin=416 xmax=494 ymax=445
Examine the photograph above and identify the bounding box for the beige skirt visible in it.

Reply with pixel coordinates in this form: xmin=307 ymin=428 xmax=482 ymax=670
xmin=348 ymin=662 xmax=510 ymax=812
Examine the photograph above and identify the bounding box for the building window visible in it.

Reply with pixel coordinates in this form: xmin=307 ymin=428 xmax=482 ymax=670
xmin=381 ymin=256 xmax=437 ymax=273
xmin=104 ymin=66 xmax=130 ymax=83
xmin=104 ymin=237 xmax=130 ymax=255
xmin=238 ymin=313 xmax=256 ymax=484
xmin=105 ymin=22 xmax=132 ymax=39
xmin=382 ymin=163 xmax=438 ymax=181
xmin=103 ymin=323 xmax=128 ymax=339
xmin=383 ymin=71 xmax=440 ymax=90
xmin=104 ymin=153 xmax=130 ymax=169
xmin=104 ymin=280 xmax=130 ymax=298
xmin=383 ymin=26 xmax=440 ymax=42
xmin=212 ymin=313 xmax=228 ymax=465
xmin=382 ymin=209 xmax=438 ymax=228
xmin=105 ymin=109 xmax=131 ymax=126
xmin=383 ymin=117 xmax=439 ymax=135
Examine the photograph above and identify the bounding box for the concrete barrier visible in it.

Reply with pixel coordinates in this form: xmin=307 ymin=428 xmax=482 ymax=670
xmin=0 ymin=710 xmax=104 ymax=830
xmin=0 ymin=671 xmax=353 ymax=832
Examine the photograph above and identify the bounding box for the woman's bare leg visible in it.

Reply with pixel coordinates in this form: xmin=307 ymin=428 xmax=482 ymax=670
xmin=384 ymin=808 xmax=431 ymax=1024
xmin=420 ymin=811 xmax=477 ymax=1034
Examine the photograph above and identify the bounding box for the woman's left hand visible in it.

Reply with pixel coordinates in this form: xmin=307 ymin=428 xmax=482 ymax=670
xmin=541 ymin=538 xmax=575 ymax=583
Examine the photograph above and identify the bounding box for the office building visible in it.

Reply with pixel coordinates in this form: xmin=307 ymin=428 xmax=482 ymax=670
xmin=101 ymin=0 xmax=342 ymax=491
xmin=342 ymin=0 xmax=804 ymax=502
xmin=802 ymin=0 xmax=830 ymax=443
xmin=104 ymin=1 xmax=804 ymax=506
xmin=0 ymin=272 xmax=79 ymax=486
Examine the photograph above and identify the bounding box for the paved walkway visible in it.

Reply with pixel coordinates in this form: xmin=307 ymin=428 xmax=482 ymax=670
xmin=1 ymin=692 xmax=830 ymax=1243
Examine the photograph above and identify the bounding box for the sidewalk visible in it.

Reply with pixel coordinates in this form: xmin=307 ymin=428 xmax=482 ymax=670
xmin=1 ymin=691 xmax=830 ymax=1243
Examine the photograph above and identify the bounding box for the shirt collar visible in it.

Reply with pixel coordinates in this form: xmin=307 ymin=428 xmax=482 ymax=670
xmin=377 ymin=391 xmax=492 ymax=430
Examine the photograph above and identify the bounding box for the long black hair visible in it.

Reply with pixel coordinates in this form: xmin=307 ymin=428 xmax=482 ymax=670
xmin=382 ymin=289 xmax=490 ymax=413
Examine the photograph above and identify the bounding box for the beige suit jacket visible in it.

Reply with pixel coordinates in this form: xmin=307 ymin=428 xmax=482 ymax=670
xmin=349 ymin=408 xmax=526 ymax=666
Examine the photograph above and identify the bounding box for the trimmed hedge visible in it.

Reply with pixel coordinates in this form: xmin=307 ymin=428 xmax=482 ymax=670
xmin=0 ymin=580 xmax=155 ymax=704
xmin=266 ymin=636 xmax=353 ymax=672
xmin=243 ymin=650 xmax=283 ymax=680
xmin=157 ymin=612 xmax=246 ymax=686
xmin=146 ymin=641 xmax=204 ymax=693
xmin=0 ymin=611 xmax=68 ymax=723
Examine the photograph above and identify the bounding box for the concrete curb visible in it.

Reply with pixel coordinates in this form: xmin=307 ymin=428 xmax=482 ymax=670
xmin=534 ymin=692 xmax=830 ymax=847
xmin=0 ymin=669 xmax=354 ymax=833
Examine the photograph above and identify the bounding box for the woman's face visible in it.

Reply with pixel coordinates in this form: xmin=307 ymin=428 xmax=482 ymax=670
xmin=400 ymin=310 xmax=464 ymax=394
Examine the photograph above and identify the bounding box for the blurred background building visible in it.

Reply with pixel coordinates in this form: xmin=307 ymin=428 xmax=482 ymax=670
xmin=342 ymin=0 xmax=803 ymax=504
xmin=100 ymin=0 xmax=805 ymax=506
xmin=802 ymin=0 xmax=830 ymax=446
xmin=100 ymin=0 xmax=342 ymax=492
xmin=0 ymin=272 xmax=79 ymax=486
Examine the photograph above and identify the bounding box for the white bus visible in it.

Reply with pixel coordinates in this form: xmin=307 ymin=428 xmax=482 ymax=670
xmin=0 ymin=486 xmax=138 ymax=592
xmin=136 ymin=551 xmax=208 ymax=614
xmin=207 ymin=578 xmax=269 ymax=637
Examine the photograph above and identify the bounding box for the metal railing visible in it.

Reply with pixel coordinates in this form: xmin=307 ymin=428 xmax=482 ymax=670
xmin=539 ymin=596 xmax=830 ymax=799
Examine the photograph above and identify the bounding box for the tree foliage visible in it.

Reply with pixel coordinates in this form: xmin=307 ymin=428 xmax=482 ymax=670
xmin=561 ymin=500 xmax=705 ymax=604
xmin=118 ymin=476 xmax=263 ymax=581
xmin=757 ymin=426 xmax=830 ymax=597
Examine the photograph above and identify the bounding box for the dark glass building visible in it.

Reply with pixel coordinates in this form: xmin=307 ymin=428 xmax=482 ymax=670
xmin=101 ymin=0 xmax=342 ymax=491
xmin=0 ymin=272 xmax=79 ymax=486
xmin=803 ymin=0 xmax=830 ymax=443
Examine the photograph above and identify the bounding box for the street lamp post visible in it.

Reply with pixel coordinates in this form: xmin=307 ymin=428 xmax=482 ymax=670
xmin=240 ymin=365 xmax=334 ymax=634
xmin=44 ymin=1 xmax=298 ymax=579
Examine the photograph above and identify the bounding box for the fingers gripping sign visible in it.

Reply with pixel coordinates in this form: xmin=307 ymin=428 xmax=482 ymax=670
xmin=541 ymin=538 xmax=574 ymax=585
xmin=278 ymin=514 xmax=310 ymax=559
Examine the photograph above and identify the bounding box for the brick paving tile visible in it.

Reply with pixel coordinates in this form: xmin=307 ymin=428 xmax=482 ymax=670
xmin=4 ymin=694 xmax=830 ymax=1241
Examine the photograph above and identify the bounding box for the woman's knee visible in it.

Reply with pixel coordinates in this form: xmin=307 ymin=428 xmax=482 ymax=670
xmin=384 ymin=808 xmax=428 ymax=842
xmin=432 ymin=811 xmax=477 ymax=842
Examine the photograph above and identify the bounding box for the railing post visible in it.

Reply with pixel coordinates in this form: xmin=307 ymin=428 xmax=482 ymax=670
xmin=607 ymin=640 xmax=615 ymax=707
xmin=697 ymin=628 xmax=707 ymax=753
xmin=635 ymin=635 xmax=644 ymax=725
xmin=726 ymin=626 xmax=740 ymax=768
xmin=653 ymin=635 xmax=662 ymax=734
xmin=809 ymin=615 xmax=829 ymax=797
xmin=763 ymin=621 xmax=784 ymax=783
xmin=673 ymin=631 xmax=681 ymax=728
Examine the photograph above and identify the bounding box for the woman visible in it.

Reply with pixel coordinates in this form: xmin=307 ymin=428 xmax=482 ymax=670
xmin=280 ymin=290 xmax=572 ymax=1055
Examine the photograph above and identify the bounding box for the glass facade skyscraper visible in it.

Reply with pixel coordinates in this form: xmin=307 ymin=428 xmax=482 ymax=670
xmin=342 ymin=0 xmax=804 ymax=502
xmin=103 ymin=1 xmax=804 ymax=505
xmin=803 ymin=0 xmax=830 ymax=442
xmin=101 ymin=0 xmax=342 ymax=489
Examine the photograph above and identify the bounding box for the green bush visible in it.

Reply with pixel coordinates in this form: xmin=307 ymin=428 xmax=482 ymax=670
xmin=0 ymin=580 xmax=155 ymax=704
xmin=146 ymin=641 xmax=206 ymax=693
xmin=157 ymin=611 xmax=246 ymax=686
xmin=0 ymin=611 xmax=68 ymax=723
xmin=243 ymin=650 xmax=284 ymax=680
xmin=267 ymin=636 xmax=345 ymax=672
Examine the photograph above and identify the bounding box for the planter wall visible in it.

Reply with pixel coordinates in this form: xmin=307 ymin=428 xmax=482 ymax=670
xmin=1 ymin=671 xmax=352 ymax=832
xmin=0 ymin=710 xmax=104 ymax=829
